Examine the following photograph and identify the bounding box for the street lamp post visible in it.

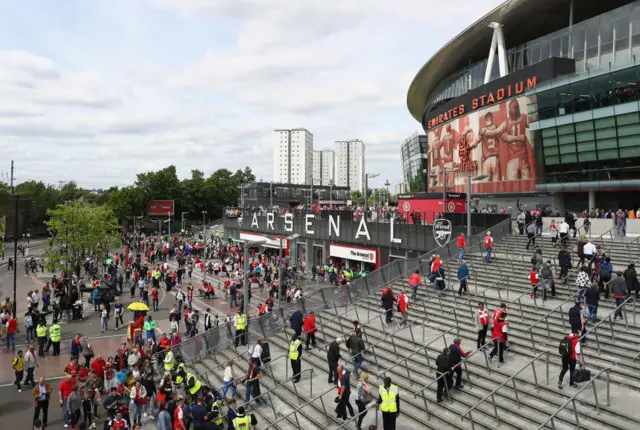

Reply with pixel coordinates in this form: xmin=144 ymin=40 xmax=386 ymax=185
xmin=181 ymin=212 xmax=189 ymax=233
xmin=329 ymin=180 xmax=334 ymax=208
xmin=202 ymin=211 xmax=207 ymax=284
xmin=467 ymin=174 xmax=489 ymax=238
xmin=384 ymin=179 xmax=390 ymax=206
xmin=11 ymin=193 xmax=18 ymax=318
xmin=270 ymin=182 xmax=273 ymax=207
xmin=278 ymin=233 xmax=300 ymax=307
xmin=364 ymin=173 xmax=379 ymax=217
xmin=167 ymin=212 xmax=172 ymax=237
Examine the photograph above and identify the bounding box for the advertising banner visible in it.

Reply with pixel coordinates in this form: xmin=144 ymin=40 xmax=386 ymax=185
xmin=427 ymin=95 xmax=536 ymax=194
xmin=147 ymin=200 xmax=175 ymax=216
xmin=329 ymin=244 xmax=377 ymax=267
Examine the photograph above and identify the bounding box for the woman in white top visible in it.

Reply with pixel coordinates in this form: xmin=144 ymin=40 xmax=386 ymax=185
xmin=222 ymin=360 xmax=237 ymax=399
xmin=101 ymin=305 xmax=109 ymax=333
xmin=355 ymin=372 xmax=373 ymax=430
xmin=129 ymin=380 xmax=147 ymax=425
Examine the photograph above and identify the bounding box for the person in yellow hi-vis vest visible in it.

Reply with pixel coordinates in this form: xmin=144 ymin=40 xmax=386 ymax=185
xmin=164 ymin=349 xmax=175 ymax=372
xmin=288 ymin=335 xmax=303 ymax=383
xmin=232 ymin=405 xmax=257 ymax=429
xmin=234 ymin=309 xmax=247 ymax=347
xmin=377 ymin=376 xmax=400 ymax=430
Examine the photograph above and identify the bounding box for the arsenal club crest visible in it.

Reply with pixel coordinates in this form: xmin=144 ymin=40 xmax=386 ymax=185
xmin=433 ymin=218 xmax=453 ymax=247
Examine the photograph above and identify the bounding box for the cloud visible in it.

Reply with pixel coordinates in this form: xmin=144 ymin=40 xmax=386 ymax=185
xmin=0 ymin=0 xmax=506 ymax=189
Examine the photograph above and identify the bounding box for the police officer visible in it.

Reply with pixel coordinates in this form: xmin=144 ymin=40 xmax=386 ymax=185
xmin=377 ymin=376 xmax=399 ymax=430
xmin=175 ymin=363 xmax=187 ymax=385
xmin=47 ymin=320 xmax=61 ymax=356
xmin=234 ymin=308 xmax=247 ymax=347
xmin=164 ymin=348 xmax=175 ymax=372
xmin=36 ymin=321 xmax=48 ymax=357
xmin=289 ymin=335 xmax=303 ymax=383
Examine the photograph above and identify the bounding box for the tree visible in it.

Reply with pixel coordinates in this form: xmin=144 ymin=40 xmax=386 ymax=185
xmin=350 ymin=190 xmax=364 ymax=205
xmin=0 ymin=216 xmax=4 ymax=258
xmin=44 ymin=200 xmax=121 ymax=275
xmin=408 ymin=173 xmax=425 ymax=193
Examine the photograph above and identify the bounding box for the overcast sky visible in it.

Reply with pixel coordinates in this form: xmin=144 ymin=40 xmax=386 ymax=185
xmin=0 ymin=0 xmax=504 ymax=190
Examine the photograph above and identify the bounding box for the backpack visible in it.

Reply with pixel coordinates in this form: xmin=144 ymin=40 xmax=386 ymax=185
xmin=541 ymin=264 xmax=552 ymax=279
xmin=261 ymin=343 xmax=271 ymax=364
xmin=600 ymin=264 xmax=611 ymax=279
xmin=559 ymin=336 xmax=571 ymax=357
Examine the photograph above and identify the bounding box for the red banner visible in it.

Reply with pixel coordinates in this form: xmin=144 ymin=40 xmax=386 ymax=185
xmin=147 ymin=200 xmax=175 ymax=216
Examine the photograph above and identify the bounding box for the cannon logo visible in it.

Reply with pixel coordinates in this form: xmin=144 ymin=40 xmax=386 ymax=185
xmin=433 ymin=218 xmax=452 ymax=247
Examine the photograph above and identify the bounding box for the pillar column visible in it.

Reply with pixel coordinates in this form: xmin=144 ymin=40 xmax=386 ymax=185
xmin=305 ymin=238 xmax=313 ymax=274
xmin=588 ymin=190 xmax=596 ymax=211
xmin=553 ymin=192 xmax=566 ymax=213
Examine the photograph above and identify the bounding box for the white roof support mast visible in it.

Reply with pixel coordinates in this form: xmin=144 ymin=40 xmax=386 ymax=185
xmin=484 ymin=22 xmax=510 ymax=84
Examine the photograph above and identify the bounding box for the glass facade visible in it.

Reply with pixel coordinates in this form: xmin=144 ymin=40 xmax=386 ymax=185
xmin=401 ymin=134 xmax=428 ymax=192
xmin=529 ymin=64 xmax=640 ymax=183
xmin=425 ymin=1 xmax=640 ymax=112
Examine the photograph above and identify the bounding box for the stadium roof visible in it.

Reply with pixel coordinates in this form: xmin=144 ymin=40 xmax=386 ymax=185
xmin=407 ymin=0 xmax=633 ymax=122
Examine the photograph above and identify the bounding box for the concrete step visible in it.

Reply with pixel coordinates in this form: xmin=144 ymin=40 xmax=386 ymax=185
xmin=308 ymin=305 xmax=640 ymax=430
xmin=355 ymin=294 xmax=640 ymax=393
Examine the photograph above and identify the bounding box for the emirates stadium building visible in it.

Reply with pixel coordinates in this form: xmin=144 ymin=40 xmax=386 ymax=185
xmin=408 ymin=0 xmax=640 ymax=212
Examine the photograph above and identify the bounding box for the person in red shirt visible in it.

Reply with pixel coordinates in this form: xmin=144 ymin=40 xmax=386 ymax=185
xmin=397 ymin=290 xmax=409 ymax=327
xmin=91 ymin=355 xmax=106 ymax=379
xmin=159 ymin=333 xmax=171 ymax=352
xmin=174 ymin=397 xmax=186 ymax=430
xmin=58 ymin=375 xmax=75 ymax=427
xmin=6 ymin=316 xmax=17 ymax=351
xmin=529 ymin=269 xmax=540 ymax=299
xmin=484 ymin=232 xmax=494 ymax=263
xmin=151 ymin=286 xmax=159 ymax=312
xmin=78 ymin=363 xmax=89 ymax=383
xmin=489 ymin=307 xmax=508 ymax=363
xmin=109 ymin=412 xmax=129 ymax=429
xmin=303 ymin=311 xmax=317 ymax=350
xmin=408 ymin=270 xmax=422 ymax=300
xmin=65 ymin=358 xmax=79 ymax=379
xmin=457 ymin=233 xmax=466 ymax=262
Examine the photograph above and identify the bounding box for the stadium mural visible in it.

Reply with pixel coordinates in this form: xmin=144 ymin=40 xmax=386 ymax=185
xmin=427 ymin=95 xmax=536 ymax=194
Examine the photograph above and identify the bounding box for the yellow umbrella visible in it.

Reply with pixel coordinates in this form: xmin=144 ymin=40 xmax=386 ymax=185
xmin=128 ymin=302 xmax=150 ymax=311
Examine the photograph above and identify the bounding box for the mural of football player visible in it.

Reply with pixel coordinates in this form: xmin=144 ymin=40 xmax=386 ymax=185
xmin=428 ymin=135 xmax=442 ymax=188
xmin=440 ymin=123 xmax=459 ymax=188
xmin=475 ymin=111 xmax=502 ymax=181
xmin=483 ymin=99 xmax=531 ymax=180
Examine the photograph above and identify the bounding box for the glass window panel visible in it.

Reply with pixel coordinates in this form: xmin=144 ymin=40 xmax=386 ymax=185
xmin=579 ymin=151 xmax=598 ymax=162
xmin=598 ymin=148 xmax=619 ymax=160
xmin=597 ymin=138 xmax=618 ymax=150
xmin=561 ymin=32 xmax=569 ymax=57
xmin=541 ymin=38 xmax=551 ymax=61
xmin=617 ymin=123 xmax=640 ymax=136
xmin=632 ymin=3 xmax=640 ymax=36
xmin=577 ymin=141 xmax=596 ymax=152
xmin=543 ymin=136 xmax=558 ymax=146
xmin=595 ymin=117 xmax=617 ymax=128
xmin=620 ymin=146 xmax=640 ymax=157
xmin=576 ymin=131 xmax=595 ymax=142
xmin=586 ymin=17 xmax=599 ymax=48
xmin=573 ymin=26 xmax=586 ymax=56
xmin=619 ymin=135 xmax=640 ymax=147
xmin=595 ymin=127 xmax=617 ymax=139
xmin=552 ymin=37 xmax=562 ymax=57
xmin=561 ymin=154 xmax=578 ymax=163
xmin=575 ymin=121 xmax=594 ymax=132
xmin=617 ymin=112 xmax=640 ymax=125
xmin=601 ymin=42 xmax=614 ymax=68
xmin=616 ymin=16 xmax=631 ymax=41
xmin=544 ymin=147 xmax=559 ymax=156
xmin=557 ymin=124 xmax=575 ymax=135
xmin=586 ymin=47 xmax=599 ymax=70
xmin=615 ymin=37 xmax=630 ymax=65
xmin=600 ymin=15 xmax=614 ymax=44
xmin=559 ymin=143 xmax=577 ymax=154
xmin=530 ymin=44 xmax=541 ymax=64
xmin=541 ymin=128 xmax=558 ymax=138
xmin=546 ymin=155 xmax=561 ymax=165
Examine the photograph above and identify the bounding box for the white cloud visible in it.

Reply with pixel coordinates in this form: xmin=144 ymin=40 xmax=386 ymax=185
xmin=0 ymin=0 xmax=505 ymax=189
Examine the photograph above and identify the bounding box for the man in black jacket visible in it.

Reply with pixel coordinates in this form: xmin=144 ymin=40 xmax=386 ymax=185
xmin=557 ymin=246 xmax=571 ymax=285
xmin=327 ymin=338 xmax=342 ymax=384
xmin=435 ymin=348 xmax=452 ymax=403
xmin=568 ymin=301 xmax=586 ymax=344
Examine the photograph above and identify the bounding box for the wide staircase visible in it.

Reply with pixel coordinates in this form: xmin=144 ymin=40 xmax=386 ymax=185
xmin=174 ymin=220 xmax=640 ymax=429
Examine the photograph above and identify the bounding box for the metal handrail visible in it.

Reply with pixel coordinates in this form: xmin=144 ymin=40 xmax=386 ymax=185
xmin=414 ymin=338 xmax=499 ymax=420
xmin=261 ymin=384 xmax=338 ymax=429
xmin=523 ymin=291 xmax=579 ymax=353
xmin=461 ymin=350 xmax=551 ymax=430
xmin=373 ymin=325 xmax=459 ymax=382
xmin=592 ymin=225 xmax=617 ymax=247
xmin=627 ymin=235 xmax=640 ymax=262
xmin=579 ymin=295 xmax=634 ymax=354
xmin=536 ymin=367 xmax=612 ymax=430
xmin=197 ymin=357 xmax=316 ymax=429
